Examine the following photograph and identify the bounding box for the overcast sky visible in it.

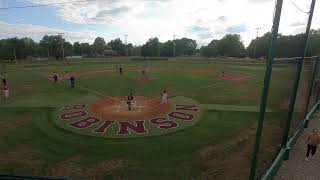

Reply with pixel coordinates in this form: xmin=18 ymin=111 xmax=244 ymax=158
xmin=0 ymin=0 xmax=319 ymax=47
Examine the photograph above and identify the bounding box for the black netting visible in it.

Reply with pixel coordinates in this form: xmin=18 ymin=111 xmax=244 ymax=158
xmin=256 ymin=59 xmax=298 ymax=178
xmin=290 ymin=58 xmax=315 ymax=136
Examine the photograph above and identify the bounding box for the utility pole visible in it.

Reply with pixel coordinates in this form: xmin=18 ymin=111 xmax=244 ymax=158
xmin=253 ymin=27 xmax=261 ymax=58
xmin=58 ymin=33 xmax=65 ymax=61
xmin=173 ymin=35 xmax=177 ymax=57
xmin=13 ymin=48 xmax=17 ymax=64
xmin=124 ymin=35 xmax=128 ymax=45
xmin=46 ymin=42 xmax=50 ymax=58
xmin=0 ymin=35 xmax=2 ymax=61
xmin=124 ymin=35 xmax=128 ymax=56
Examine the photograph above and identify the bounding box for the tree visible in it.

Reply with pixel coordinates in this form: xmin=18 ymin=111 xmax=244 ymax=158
xmin=247 ymin=32 xmax=271 ymax=58
xmin=141 ymin=38 xmax=160 ymax=57
xmin=200 ymin=40 xmax=219 ymax=57
xmin=160 ymin=40 xmax=174 ymax=57
xmin=309 ymin=29 xmax=320 ymax=55
xmin=175 ymin=38 xmax=197 ymax=56
xmin=40 ymin=35 xmax=65 ymax=59
xmin=80 ymin=43 xmax=93 ymax=57
xmin=73 ymin=42 xmax=82 ymax=56
xmin=247 ymin=30 xmax=320 ymax=58
xmin=107 ymin=38 xmax=125 ymax=56
xmin=126 ymin=43 xmax=134 ymax=56
xmin=132 ymin=46 xmax=141 ymax=56
xmin=63 ymin=42 xmax=73 ymax=57
xmin=93 ymin=37 xmax=107 ymax=56
xmin=217 ymin=34 xmax=245 ymax=57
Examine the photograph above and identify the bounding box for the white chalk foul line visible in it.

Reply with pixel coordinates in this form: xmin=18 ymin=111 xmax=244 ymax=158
xmin=78 ymin=85 xmax=122 ymax=102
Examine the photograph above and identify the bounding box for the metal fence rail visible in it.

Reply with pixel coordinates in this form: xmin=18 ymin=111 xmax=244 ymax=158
xmin=249 ymin=0 xmax=318 ymax=179
xmin=0 ymin=174 xmax=68 ymax=180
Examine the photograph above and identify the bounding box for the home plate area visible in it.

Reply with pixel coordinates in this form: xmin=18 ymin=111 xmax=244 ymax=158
xmin=89 ymin=96 xmax=171 ymax=121
xmin=55 ymin=96 xmax=202 ymax=138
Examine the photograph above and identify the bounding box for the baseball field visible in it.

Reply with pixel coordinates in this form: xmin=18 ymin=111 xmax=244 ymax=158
xmin=0 ymin=58 xmax=312 ymax=179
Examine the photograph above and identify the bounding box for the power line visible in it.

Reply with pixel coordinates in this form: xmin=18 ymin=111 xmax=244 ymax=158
xmin=289 ymin=0 xmax=310 ymax=14
xmin=0 ymin=0 xmax=100 ymax=10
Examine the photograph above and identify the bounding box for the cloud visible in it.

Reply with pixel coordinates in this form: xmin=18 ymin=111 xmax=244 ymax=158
xmin=191 ymin=25 xmax=211 ymax=32
xmin=290 ymin=22 xmax=306 ymax=27
xmin=217 ymin=16 xmax=227 ymax=22
xmin=0 ymin=21 xmax=104 ymax=44
xmin=17 ymin=0 xmax=320 ymax=47
xmin=226 ymin=24 xmax=248 ymax=33
xmin=90 ymin=6 xmax=132 ymax=22
xmin=248 ymin=0 xmax=273 ymax=3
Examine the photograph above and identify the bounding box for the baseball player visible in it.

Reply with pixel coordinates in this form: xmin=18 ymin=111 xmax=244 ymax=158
xmin=119 ymin=66 xmax=123 ymax=75
xmin=2 ymin=77 xmax=9 ymax=99
xmin=162 ymin=86 xmax=168 ymax=104
xmin=1 ymin=76 xmax=6 ymax=85
xmin=69 ymin=73 xmax=75 ymax=88
xmin=221 ymin=69 xmax=225 ymax=77
xmin=127 ymin=93 xmax=134 ymax=111
xmin=53 ymin=72 xmax=59 ymax=83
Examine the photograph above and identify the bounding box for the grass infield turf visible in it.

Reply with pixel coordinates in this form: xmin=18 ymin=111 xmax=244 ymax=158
xmin=0 ymin=58 xmax=310 ymax=179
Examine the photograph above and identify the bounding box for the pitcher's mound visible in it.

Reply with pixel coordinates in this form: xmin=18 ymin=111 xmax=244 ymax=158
xmin=89 ymin=96 xmax=171 ymax=121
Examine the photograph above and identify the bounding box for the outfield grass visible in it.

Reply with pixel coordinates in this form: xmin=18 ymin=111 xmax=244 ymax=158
xmin=0 ymin=108 xmax=262 ymax=179
xmin=0 ymin=58 xmax=305 ymax=179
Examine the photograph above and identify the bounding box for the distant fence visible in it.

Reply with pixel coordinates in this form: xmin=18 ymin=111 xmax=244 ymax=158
xmin=0 ymin=174 xmax=68 ymax=180
xmin=130 ymin=57 xmax=169 ymax=61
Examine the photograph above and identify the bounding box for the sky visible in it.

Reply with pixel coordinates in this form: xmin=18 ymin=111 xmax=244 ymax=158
xmin=0 ymin=0 xmax=319 ymax=47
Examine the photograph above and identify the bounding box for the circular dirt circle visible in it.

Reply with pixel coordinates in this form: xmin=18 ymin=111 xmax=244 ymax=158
xmin=89 ymin=96 xmax=171 ymax=121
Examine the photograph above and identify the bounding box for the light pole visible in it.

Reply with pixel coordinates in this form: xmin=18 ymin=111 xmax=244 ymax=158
xmin=58 ymin=33 xmax=65 ymax=60
xmin=124 ymin=35 xmax=128 ymax=56
xmin=0 ymin=35 xmax=2 ymax=61
xmin=46 ymin=42 xmax=50 ymax=58
xmin=253 ymin=28 xmax=261 ymax=58
xmin=173 ymin=35 xmax=177 ymax=57
xmin=13 ymin=48 xmax=16 ymax=62
xmin=124 ymin=35 xmax=128 ymax=45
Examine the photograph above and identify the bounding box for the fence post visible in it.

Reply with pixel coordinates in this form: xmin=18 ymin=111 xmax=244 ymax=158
xmin=316 ymin=57 xmax=320 ymax=103
xmin=280 ymin=0 xmax=316 ymax=152
xmin=304 ymin=57 xmax=320 ymax=128
xmin=248 ymin=1 xmax=283 ymax=179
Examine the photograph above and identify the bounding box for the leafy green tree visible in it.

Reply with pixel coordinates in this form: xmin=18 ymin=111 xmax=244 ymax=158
xmin=63 ymin=42 xmax=73 ymax=57
xmin=247 ymin=29 xmax=320 ymax=58
xmin=80 ymin=43 xmax=93 ymax=57
xmin=309 ymin=29 xmax=320 ymax=55
xmin=247 ymin=32 xmax=271 ymax=58
xmin=141 ymin=38 xmax=160 ymax=57
xmin=93 ymin=37 xmax=107 ymax=56
xmin=73 ymin=42 xmax=82 ymax=56
xmin=217 ymin=34 xmax=245 ymax=57
xmin=107 ymin=38 xmax=125 ymax=56
xmin=175 ymin=38 xmax=197 ymax=56
xmin=200 ymin=40 xmax=219 ymax=57
xmin=160 ymin=40 xmax=174 ymax=57
xmin=132 ymin=46 xmax=141 ymax=56
xmin=40 ymin=35 xmax=64 ymax=59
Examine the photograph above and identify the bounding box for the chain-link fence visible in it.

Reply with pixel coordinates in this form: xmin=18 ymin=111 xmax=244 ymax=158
xmin=0 ymin=0 xmax=318 ymax=179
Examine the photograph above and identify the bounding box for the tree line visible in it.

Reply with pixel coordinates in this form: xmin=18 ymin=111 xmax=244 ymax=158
xmin=0 ymin=29 xmax=319 ymax=60
xmin=247 ymin=29 xmax=320 ymax=58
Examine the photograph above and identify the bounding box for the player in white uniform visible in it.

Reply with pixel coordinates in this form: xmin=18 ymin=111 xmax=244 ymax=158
xmin=162 ymin=87 xmax=168 ymax=104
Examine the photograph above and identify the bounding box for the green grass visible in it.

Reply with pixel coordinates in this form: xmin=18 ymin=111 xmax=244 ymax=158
xmin=0 ymin=108 xmax=259 ymax=179
xmin=0 ymin=58 xmax=304 ymax=179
